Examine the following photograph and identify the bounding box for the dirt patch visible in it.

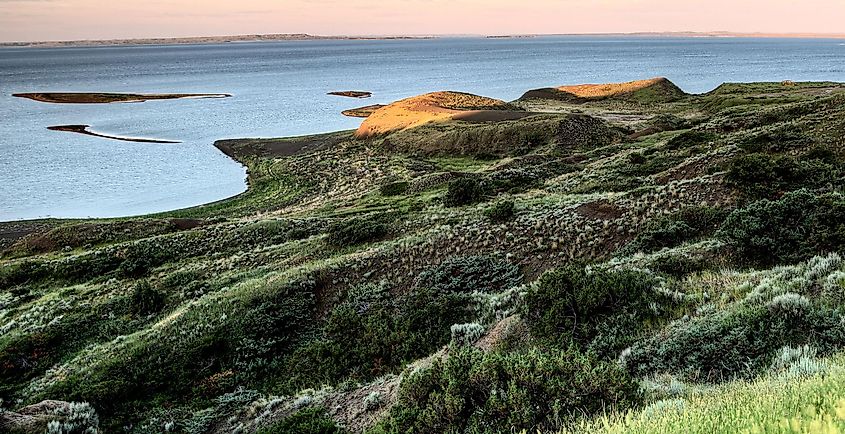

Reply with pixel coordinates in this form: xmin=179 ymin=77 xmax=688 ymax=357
xmin=0 ymin=221 xmax=58 ymax=252
xmin=474 ymin=315 xmax=529 ymax=351
xmin=576 ymin=199 xmax=624 ymax=220
xmin=324 ymin=376 xmax=402 ymax=433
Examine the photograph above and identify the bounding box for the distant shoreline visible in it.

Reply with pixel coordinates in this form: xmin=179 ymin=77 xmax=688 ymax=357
xmin=3 ymin=31 xmax=845 ymax=48
xmin=499 ymin=31 xmax=845 ymax=40
xmin=0 ymin=34 xmax=437 ymax=49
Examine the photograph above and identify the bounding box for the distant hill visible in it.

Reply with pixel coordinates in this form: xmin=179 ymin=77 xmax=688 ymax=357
xmin=355 ymin=91 xmax=515 ymax=138
xmin=520 ymin=77 xmax=687 ymax=103
xmin=0 ymin=34 xmax=435 ymax=48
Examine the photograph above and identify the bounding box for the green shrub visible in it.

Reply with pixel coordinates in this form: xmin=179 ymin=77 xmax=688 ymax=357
xmin=281 ymin=283 xmax=476 ymax=392
xmin=523 ymin=265 xmax=673 ymax=357
xmin=413 ymin=255 xmax=522 ymax=294
xmin=443 ymin=178 xmax=488 ymax=207
xmin=717 ymin=190 xmax=845 ymax=266
xmin=725 ymin=152 xmax=841 ymax=200
xmin=738 ymin=125 xmax=813 ymax=153
xmin=665 ymin=130 xmax=716 ymax=150
xmin=326 ymin=216 xmax=389 ymax=247
xmin=256 ymin=407 xmax=347 ymax=434
xmin=624 ymin=299 xmax=845 ymax=382
xmin=485 ymin=200 xmax=516 ymax=222
xmin=372 ymin=347 xmax=640 ymax=434
xmin=628 ymin=152 xmax=647 ymax=165
xmin=40 ymin=278 xmax=317 ymax=426
xmin=623 ymin=206 xmax=728 ymax=254
xmin=379 ymin=181 xmax=410 ymax=197
xmin=130 ymin=281 xmax=165 ymax=316
xmin=486 ymin=167 xmax=544 ymax=193
xmin=650 ymin=253 xmax=710 ymax=277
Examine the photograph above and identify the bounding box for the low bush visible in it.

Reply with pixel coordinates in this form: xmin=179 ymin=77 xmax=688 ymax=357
xmin=725 ymin=151 xmax=841 ymax=200
xmin=649 ymin=253 xmax=711 ymax=277
xmin=326 ymin=216 xmax=389 ymax=247
xmin=443 ymin=178 xmax=488 ymax=207
xmin=737 ymin=124 xmax=813 ymax=153
xmin=379 ymin=181 xmax=410 ymax=197
xmin=623 ymin=206 xmax=729 ymax=254
xmin=39 ymin=278 xmax=318 ymax=427
xmin=485 ymin=200 xmax=516 ymax=222
xmin=130 ymin=281 xmax=165 ymax=316
xmin=624 ymin=299 xmax=845 ymax=382
xmin=523 ymin=265 xmax=674 ymax=357
xmin=280 ymin=283 xmax=477 ymax=392
xmin=413 ymin=255 xmax=522 ymax=294
xmin=256 ymin=407 xmax=347 ymax=434
xmin=486 ymin=168 xmax=543 ymax=193
xmin=717 ymin=190 xmax=845 ymax=266
xmin=665 ymin=130 xmax=717 ymax=150
xmin=372 ymin=347 xmax=640 ymax=434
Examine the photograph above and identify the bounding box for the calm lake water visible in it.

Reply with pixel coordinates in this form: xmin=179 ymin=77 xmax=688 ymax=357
xmin=2 ymin=36 xmax=845 ymax=220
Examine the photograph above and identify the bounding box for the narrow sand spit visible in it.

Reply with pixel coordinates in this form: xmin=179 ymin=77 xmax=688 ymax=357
xmin=328 ymin=91 xmax=372 ymax=98
xmin=13 ymin=92 xmax=231 ymax=104
xmin=341 ymin=104 xmax=387 ymax=118
xmin=355 ymin=91 xmax=515 ymax=138
xmin=47 ymin=125 xmax=180 ymax=144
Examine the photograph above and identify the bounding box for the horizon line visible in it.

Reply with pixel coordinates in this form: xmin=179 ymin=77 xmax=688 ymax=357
xmin=4 ymin=30 xmax=845 ymax=47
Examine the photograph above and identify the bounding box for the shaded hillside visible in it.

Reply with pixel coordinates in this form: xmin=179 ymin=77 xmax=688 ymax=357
xmin=2 ymin=80 xmax=845 ymax=434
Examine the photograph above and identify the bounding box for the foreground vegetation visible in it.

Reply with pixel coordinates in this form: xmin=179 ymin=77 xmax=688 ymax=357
xmin=1 ymin=79 xmax=845 ymax=433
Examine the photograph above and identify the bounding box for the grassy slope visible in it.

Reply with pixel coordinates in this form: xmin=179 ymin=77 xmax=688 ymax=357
xmin=568 ymin=353 xmax=845 ymax=434
xmin=1 ymin=80 xmax=845 ymax=433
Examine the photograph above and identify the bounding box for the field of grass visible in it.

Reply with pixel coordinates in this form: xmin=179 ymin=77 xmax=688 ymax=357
xmin=566 ymin=352 xmax=845 ymax=434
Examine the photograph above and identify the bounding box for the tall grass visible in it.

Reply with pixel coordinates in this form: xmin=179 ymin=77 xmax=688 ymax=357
xmin=564 ymin=354 xmax=845 ymax=434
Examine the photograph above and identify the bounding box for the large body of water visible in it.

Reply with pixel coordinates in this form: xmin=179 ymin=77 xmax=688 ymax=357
xmin=2 ymin=36 xmax=845 ymax=221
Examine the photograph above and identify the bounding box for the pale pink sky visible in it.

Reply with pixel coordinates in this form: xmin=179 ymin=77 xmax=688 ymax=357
xmin=2 ymin=0 xmax=844 ymax=42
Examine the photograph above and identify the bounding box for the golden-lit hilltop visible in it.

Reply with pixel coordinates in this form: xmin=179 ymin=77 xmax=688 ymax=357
xmin=520 ymin=77 xmax=687 ymax=103
xmin=355 ymin=91 xmax=511 ymax=138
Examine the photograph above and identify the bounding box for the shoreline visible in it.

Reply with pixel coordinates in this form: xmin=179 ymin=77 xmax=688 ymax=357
xmin=0 ymin=34 xmax=437 ymax=49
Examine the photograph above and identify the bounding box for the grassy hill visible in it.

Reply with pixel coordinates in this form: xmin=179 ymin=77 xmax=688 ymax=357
xmin=2 ymin=79 xmax=845 ymax=434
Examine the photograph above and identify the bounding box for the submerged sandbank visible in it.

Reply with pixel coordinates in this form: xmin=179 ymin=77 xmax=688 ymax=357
xmin=14 ymin=92 xmax=231 ymax=104
xmin=47 ymin=125 xmax=180 ymax=144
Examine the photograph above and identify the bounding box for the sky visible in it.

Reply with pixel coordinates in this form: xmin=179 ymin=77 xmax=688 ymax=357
xmin=2 ymin=0 xmax=845 ymax=42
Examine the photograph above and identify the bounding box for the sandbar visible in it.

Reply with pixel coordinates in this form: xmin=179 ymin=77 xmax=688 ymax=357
xmin=47 ymin=125 xmax=180 ymax=144
xmin=14 ymin=92 xmax=231 ymax=104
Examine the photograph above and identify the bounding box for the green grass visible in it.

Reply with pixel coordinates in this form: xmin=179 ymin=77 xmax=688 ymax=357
xmin=565 ymin=353 xmax=845 ymax=434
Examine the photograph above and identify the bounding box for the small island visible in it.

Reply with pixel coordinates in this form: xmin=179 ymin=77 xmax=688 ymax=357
xmin=13 ymin=92 xmax=231 ymax=104
xmin=47 ymin=125 xmax=180 ymax=143
xmin=328 ymin=91 xmax=372 ymax=99
xmin=341 ymin=104 xmax=386 ymax=118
